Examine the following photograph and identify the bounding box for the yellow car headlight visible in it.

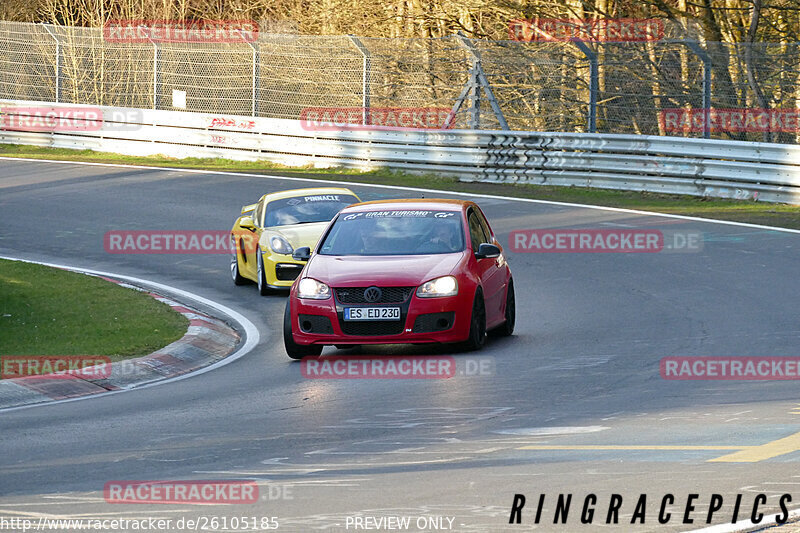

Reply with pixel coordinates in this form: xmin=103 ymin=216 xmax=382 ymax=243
xmin=269 ymin=235 xmax=294 ymax=255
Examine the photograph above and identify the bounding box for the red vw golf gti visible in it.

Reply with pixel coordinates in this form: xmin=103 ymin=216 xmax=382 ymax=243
xmin=283 ymin=199 xmax=515 ymax=359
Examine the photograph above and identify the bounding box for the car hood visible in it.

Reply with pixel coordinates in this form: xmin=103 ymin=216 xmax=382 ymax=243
xmin=305 ymin=252 xmax=465 ymax=287
xmin=260 ymin=222 xmax=330 ymax=250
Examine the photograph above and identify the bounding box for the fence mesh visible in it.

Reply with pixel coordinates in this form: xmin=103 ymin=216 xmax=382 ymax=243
xmin=1 ymin=20 xmax=800 ymax=143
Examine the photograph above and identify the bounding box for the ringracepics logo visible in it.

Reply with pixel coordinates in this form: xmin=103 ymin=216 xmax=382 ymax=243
xmin=299 ymin=107 xmax=454 ymax=131
xmin=104 ymin=230 xmax=257 ymax=254
xmin=661 ymin=357 xmax=800 ymax=380
xmin=103 ymin=19 xmax=258 ymax=43
xmin=104 ymin=481 xmax=258 ymax=504
xmin=509 ymin=18 xmax=664 ymax=42
xmin=509 ymin=229 xmax=703 ymax=253
xmin=300 ymin=355 xmax=495 ymax=379
xmin=1 ymin=356 xmax=111 ymax=380
xmin=661 ymin=108 xmax=800 ymax=133
xmin=508 ymin=493 xmax=792 ymax=526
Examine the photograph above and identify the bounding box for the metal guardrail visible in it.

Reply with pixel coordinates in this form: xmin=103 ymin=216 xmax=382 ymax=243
xmin=1 ymin=99 xmax=798 ymax=204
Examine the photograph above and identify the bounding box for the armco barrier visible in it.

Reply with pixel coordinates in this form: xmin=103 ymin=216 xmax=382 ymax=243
xmin=1 ymin=99 xmax=798 ymax=204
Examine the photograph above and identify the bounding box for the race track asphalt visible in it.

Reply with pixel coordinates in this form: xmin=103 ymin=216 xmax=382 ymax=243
xmin=1 ymin=158 xmax=799 ymax=532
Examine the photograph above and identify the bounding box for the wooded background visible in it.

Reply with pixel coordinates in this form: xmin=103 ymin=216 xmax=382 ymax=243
xmin=1 ymin=1 xmax=799 ymax=143
xmin=0 ymin=0 xmax=797 ymax=43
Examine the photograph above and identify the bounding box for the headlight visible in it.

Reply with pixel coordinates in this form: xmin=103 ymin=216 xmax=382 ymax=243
xmin=297 ymin=278 xmax=331 ymax=299
xmin=416 ymin=276 xmax=458 ymax=298
xmin=269 ymin=235 xmax=294 ymax=255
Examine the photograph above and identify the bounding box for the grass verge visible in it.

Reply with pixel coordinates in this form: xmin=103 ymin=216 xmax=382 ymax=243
xmin=0 ymin=259 xmax=188 ymax=364
xmin=1 ymin=145 xmax=799 ymax=229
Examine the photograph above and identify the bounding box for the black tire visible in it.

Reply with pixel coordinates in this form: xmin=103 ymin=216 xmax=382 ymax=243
xmin=490 ymin=278 xmax=515 ymax=337
xmin=256 ymin=247 xmax=273 ymax=296
xmin=230 ymin=236 xmax=248 ymax=286
xmin=284 ymin=299 xmax=323 ymax=360
xmin=461 ymin=289 xmax=487 ymax=351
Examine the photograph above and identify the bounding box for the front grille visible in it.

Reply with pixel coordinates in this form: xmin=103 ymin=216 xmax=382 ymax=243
xmin=275 ymin=263 xmax=303 ymax=281
xmin=413 ymin=312 xmax=455 ymax=333
xmin=340 ymin=320 xmax=405 ymax=336
xmin=298 ymin=314 xmax=334 ymax=334
xmin=334 ymin=286 xmax=414 ymax=304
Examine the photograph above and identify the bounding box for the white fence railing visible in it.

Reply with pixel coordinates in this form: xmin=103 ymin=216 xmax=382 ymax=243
xmin=1 ymin=99 xmax=798 ymax=205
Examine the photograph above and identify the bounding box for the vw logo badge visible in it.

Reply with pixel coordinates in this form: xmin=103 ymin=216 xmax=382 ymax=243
xmin=364 ymin=286 xmax=382 ymax=302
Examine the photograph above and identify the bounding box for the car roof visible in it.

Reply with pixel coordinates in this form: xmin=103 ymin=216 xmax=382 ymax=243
xmin=342 ymin=199 xmax=471 ymax=212
xmin=261 ymin=187 xmax=357 ymax=203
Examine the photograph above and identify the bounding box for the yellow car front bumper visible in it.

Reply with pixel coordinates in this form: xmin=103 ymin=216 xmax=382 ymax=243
xmin=262 ymin=251 xmax=305 ymax=288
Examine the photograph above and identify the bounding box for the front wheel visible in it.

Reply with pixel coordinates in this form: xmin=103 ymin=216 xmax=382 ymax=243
xmin=230 ymin=237 xmax=247 ymax=286
xmin=461 ymin=290 xmax=487 ymax=351
xmin=284 ymin=299 xmax=323 ymax=360
xmin=256 ymin=248 xmax=273 ymax=296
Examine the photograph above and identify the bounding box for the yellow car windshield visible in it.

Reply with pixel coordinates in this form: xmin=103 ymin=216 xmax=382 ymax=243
xmin=264 ymin=194 xmax=360 ymax=227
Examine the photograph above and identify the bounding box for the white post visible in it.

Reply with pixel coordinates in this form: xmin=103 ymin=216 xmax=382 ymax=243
xmin=43 ymin=25 xmax=61 ymax=103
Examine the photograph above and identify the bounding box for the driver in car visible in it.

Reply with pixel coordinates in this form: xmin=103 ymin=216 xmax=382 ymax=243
xmin=353 ymin=224 xmax=380 ymax=254
xmin=418 ymin=223 xmax=455 ymax=253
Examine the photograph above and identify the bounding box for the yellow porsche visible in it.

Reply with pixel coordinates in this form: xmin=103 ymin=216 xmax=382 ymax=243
xmin=230 ymin=187 xmax=360 ymax=294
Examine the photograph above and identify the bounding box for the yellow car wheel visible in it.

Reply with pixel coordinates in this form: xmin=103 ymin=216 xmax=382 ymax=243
xmin=230 ymin=236 xmax=247 ymax=286
xmin=256 ymin=248 xmax=273 ymax=296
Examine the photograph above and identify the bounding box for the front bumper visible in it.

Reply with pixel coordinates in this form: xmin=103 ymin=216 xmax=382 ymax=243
xmin=290 ymin=289 xmax=472 ymax=346
xmin=263 ymin=251 xmax=305 ymax=288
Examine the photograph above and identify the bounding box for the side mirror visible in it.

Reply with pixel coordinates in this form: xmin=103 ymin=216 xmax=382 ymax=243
xmin=239 ymin=216 xmax=257 ymax=231
xmin=292 ymin=246 xmax=311 ymax=262
xmin=475 ymin=243 xmax=501 ymax=259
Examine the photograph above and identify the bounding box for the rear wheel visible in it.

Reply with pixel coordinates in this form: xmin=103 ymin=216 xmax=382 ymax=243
xmin=461 ymin=289 xmax=486 ymax=351
xmin=490 ymin=278 xmax=515 ymax=337
xmin=284 ymin=299 xmax=323 ymax=360
xmin=230 ymin=237 xmax=247 ymax=286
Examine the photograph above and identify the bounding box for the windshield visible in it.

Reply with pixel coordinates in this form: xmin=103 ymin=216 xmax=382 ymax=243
xmin=318 ymin=209 xmax=464 ymax=256
xmin=263 ymin=194 xmax=359 ymax=227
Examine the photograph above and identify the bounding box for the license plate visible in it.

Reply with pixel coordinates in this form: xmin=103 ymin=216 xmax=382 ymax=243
xmin=344 ymin=307 xmax=400 ymax=321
